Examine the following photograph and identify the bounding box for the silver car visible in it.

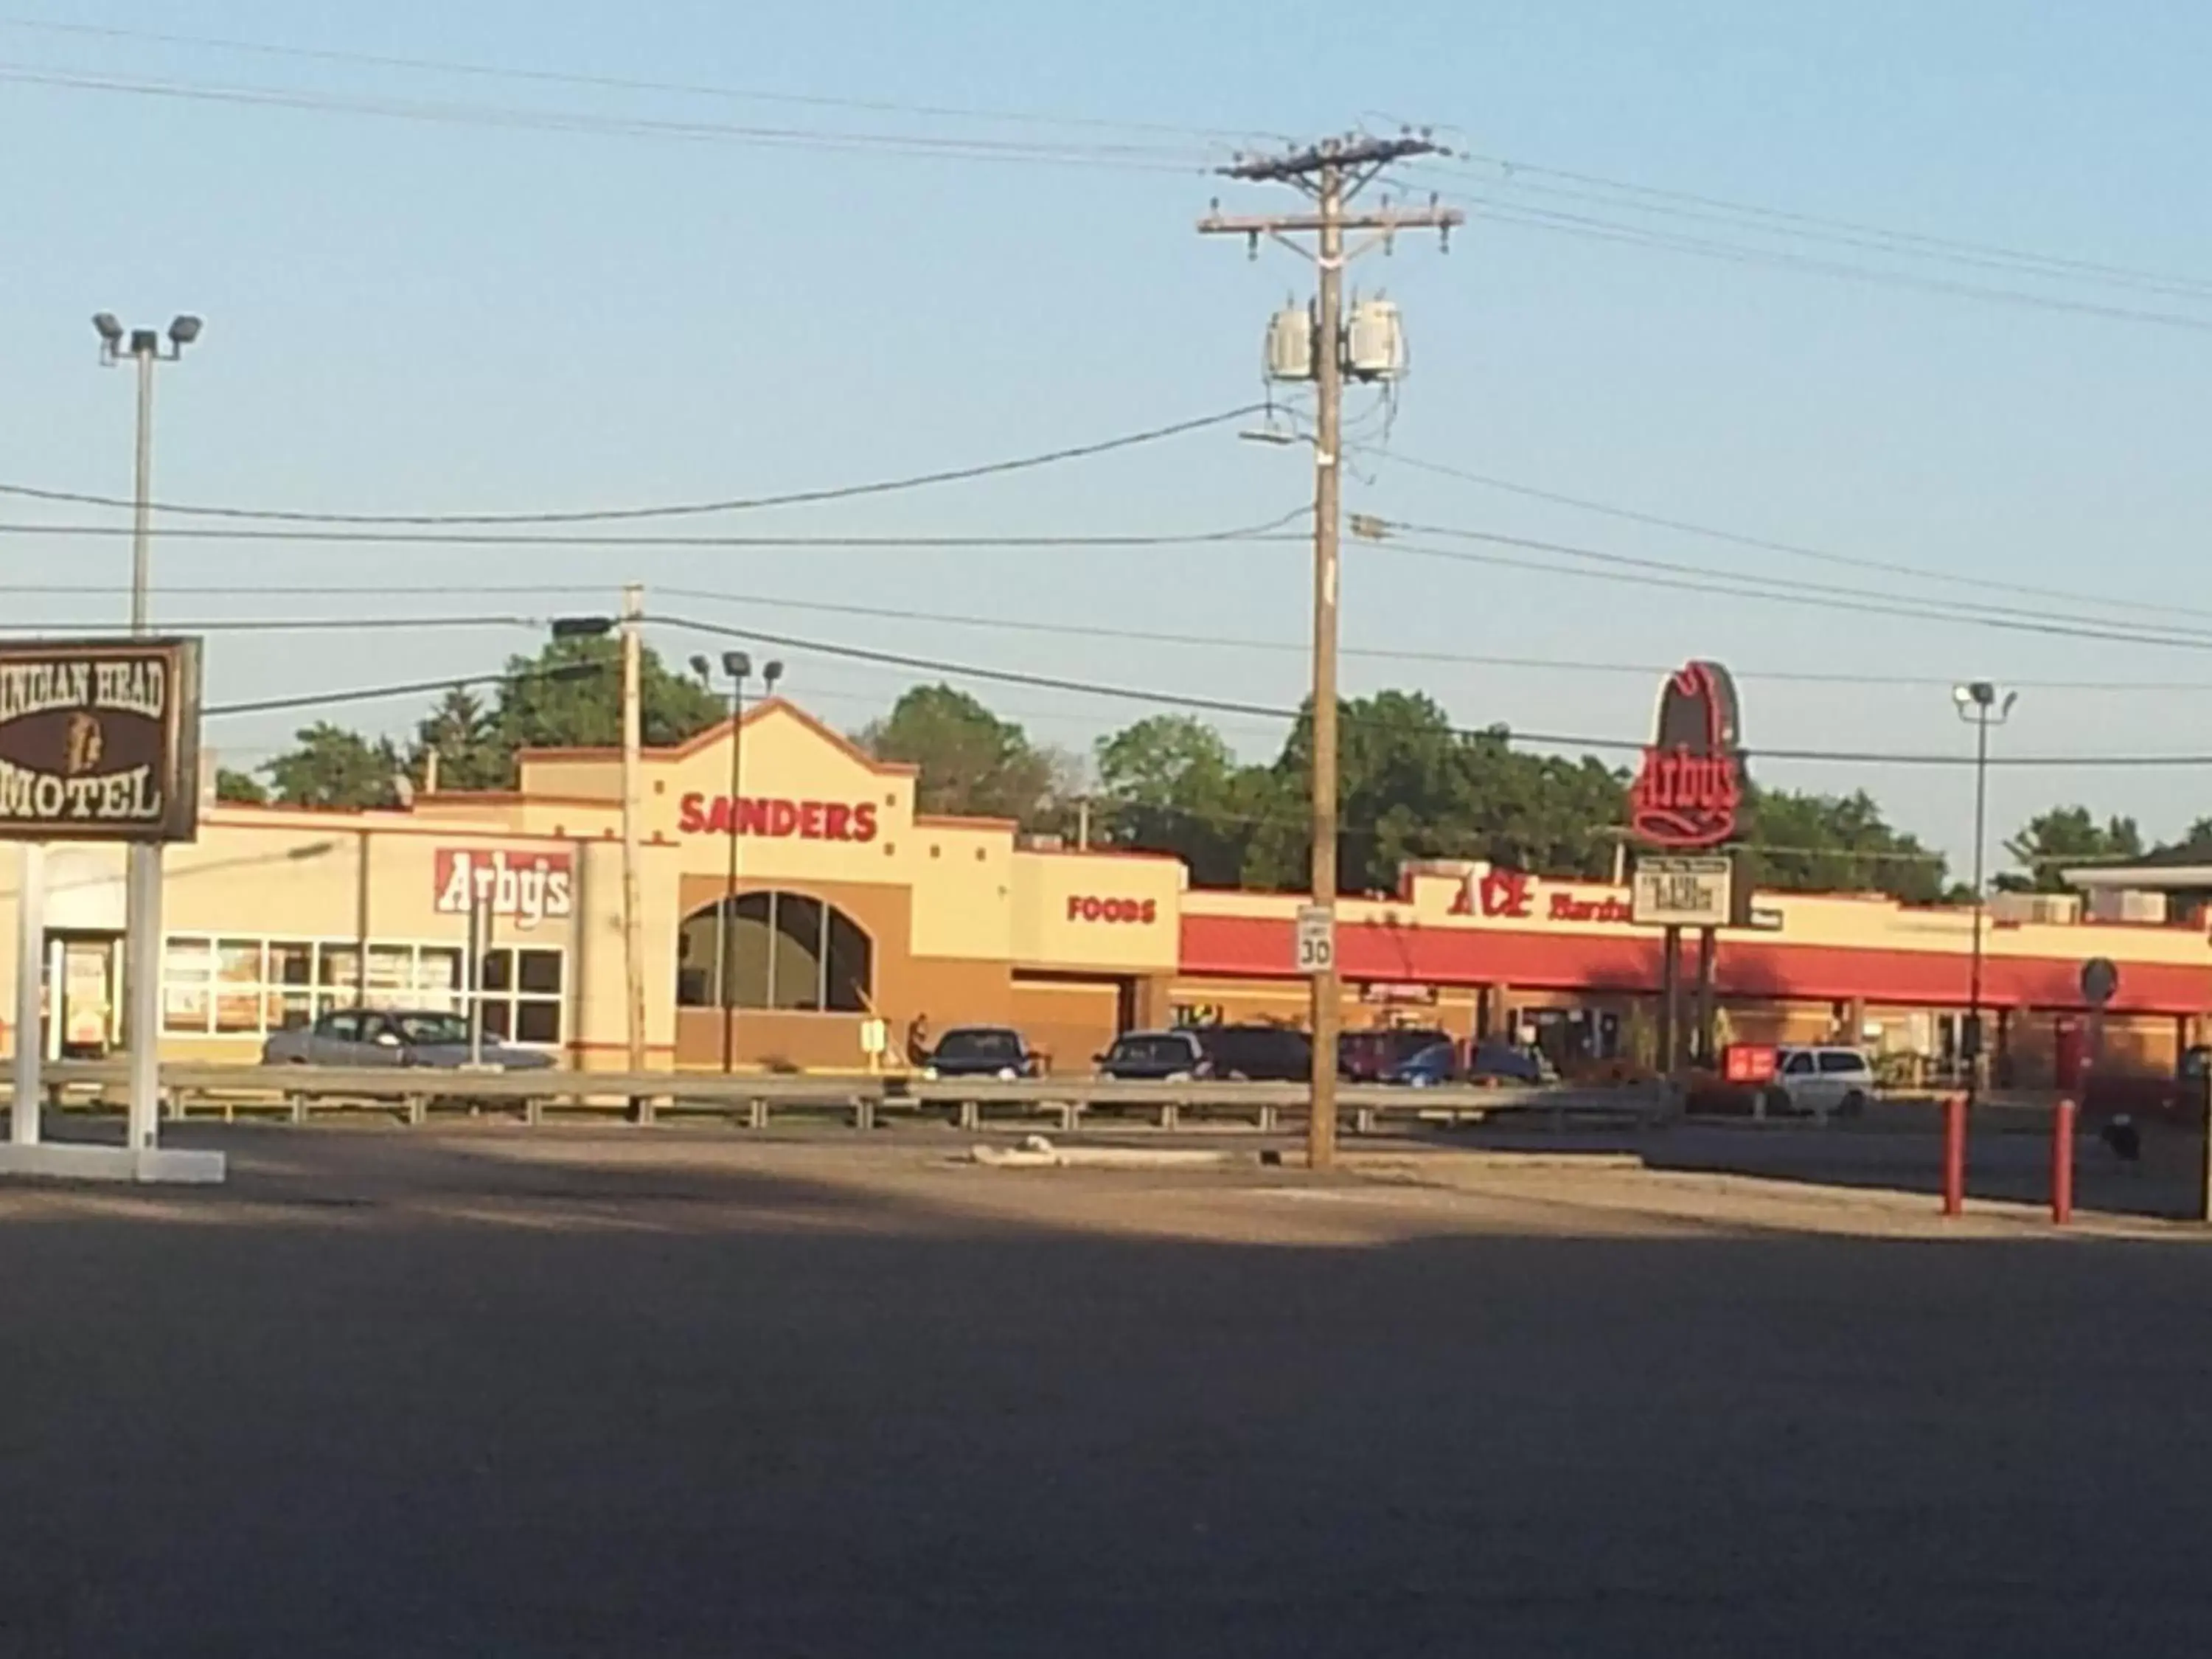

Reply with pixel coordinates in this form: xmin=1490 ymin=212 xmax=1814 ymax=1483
xmin=261 ymin=1008 xmax=556 ymax=1070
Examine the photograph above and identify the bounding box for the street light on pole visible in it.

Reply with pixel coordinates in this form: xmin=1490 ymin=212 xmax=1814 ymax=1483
xmin=699 ymin=652 xmax=782 ymax=1073
xmin=1953 ymin=680 xmax=2017 ymax=1102
xmin=95 ymin=310 xmax=200 ymax=1154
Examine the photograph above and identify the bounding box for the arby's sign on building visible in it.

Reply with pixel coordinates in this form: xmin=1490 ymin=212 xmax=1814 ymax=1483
xmin=434 ymin=848 xmax=574 ymax=931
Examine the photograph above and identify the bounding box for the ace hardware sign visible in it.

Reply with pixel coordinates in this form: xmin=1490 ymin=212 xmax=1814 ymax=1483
xmin=0 ymin=639 xmax=204 ymax=842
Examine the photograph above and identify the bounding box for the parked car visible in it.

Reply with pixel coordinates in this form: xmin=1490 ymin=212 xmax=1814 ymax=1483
xmin=1183 ymin=1023 xmax=1312 ymax=1082
xmin=1096 ymin=1030 xmax=1211 ymax=1082
xmin=1765 ymin=1046 xmax=1874 ymax=1116
xmin=2083 ymin=1044 xmax=2212 ymax=1123
xmin=1383 ymin=1039 xmax=1462 ymax=1088
xmin=922 ymin=1026 xmax=1039 ymax=1080
xmin=261 ymin=1008 xmax=556 ymax=1070
xmin=1464 ymin=1038 xmax=1559 ymax=1085
xmin=1338 ymin=1026 xmax=1453 ymax=1082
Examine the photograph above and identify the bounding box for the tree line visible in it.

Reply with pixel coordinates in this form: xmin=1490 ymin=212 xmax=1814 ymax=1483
xmin=223 ymin=630 xmax=2197 ymax=900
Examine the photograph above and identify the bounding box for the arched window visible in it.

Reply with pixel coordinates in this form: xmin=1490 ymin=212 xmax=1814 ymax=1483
xmin=675 ymin=891 xmax=872 ymax=1012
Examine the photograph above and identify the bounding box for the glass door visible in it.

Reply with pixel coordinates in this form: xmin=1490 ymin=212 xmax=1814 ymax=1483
xmin=48 ymin=933 xmax=121 ymax=1060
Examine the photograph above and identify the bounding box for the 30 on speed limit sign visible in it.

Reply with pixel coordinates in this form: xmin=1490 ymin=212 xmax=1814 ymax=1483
xmin=1295 ymin=904 xmax=1336 ymax=975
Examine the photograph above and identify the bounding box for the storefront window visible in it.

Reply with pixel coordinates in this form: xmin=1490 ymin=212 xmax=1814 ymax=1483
xmin=470 ymin=947 xmax=563 ymax=1048
xmin=676 ymin=892 xmax=872 ymax=1014
xmin=215 ymin=939 xmax=265 ymax=1034
xmin=161 ymin=936 xmax=566 ymax=1047
xmin=164 ymin=936 xmax=214 ymax=1034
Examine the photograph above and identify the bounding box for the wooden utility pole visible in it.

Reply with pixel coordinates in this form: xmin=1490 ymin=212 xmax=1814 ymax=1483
xmin=620 ymin=583 xmax=647 ymax=1077
xmin=1200 ymin=133 xmax=1460 ymax=1170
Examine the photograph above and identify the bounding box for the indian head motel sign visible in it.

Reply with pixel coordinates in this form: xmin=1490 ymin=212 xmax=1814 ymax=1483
xmin=0 ymin=639 xmax=203 ymax=842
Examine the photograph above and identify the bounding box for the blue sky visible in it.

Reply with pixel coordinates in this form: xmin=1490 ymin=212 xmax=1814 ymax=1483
xmin=2 ymin=1 xmax=2209 ymax=877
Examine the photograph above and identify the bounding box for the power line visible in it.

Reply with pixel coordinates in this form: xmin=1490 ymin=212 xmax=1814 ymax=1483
xmin=0 ymin=405 xmax=1266 ymax=526
xmin=0 ymin=613 xmax=539 ymax=636
xmin=1433 ymin=186 xmax=2212 ymax=334
xmin=0 ymin=513 xmax=1308 ymax=550
xmin=1359 ymin=445 xmax=2212 ymax=628
xmin=1364 ymin=525 xmax=2212 ymax=655
xmin=5 ymin=575 xmax=2211 ymax=695
xmin=647 ymin=584 xmax=2212 ymax=691
xmin=646 ymin=610 xmax=2212 ymax=769
xmin=0 ymin=62 xmax=1215 ymax=173
xmin=206 ymin=661 xmax=602 ymax=720
xmin=0 ymin=16 xmax=1276 ymax=147
xmin=1436 ymin=151 xmax=2212 ymax=302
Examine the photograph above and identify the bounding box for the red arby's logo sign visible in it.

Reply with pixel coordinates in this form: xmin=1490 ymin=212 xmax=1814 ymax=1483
xmin=1629 ymin=661 xmax=1745 ymax=849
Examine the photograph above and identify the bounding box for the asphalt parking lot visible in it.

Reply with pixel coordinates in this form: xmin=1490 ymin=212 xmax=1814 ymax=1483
xmin=3 ymin=1124 xmax=2210 ymax=1656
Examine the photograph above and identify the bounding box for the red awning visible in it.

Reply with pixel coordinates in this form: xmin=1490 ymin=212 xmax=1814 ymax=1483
xmin=1179 ymin=914 xmax=2209 ymax=1014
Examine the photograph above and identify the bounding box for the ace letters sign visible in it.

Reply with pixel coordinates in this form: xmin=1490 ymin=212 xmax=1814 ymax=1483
xmin=0 ymin=639 xmax=203 ymax=842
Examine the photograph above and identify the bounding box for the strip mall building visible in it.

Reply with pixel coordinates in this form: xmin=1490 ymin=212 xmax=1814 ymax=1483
xmin=1 ymin=698 xmax=2205 ymax=1085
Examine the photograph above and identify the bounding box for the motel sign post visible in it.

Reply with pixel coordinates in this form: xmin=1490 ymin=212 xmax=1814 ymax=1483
xmin=0 ymin=638 xmax=223 ymax=1184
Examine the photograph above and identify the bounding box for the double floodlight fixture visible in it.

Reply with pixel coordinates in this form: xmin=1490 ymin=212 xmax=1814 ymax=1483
xmin=93 ymin=311 xmax=204 ymax=364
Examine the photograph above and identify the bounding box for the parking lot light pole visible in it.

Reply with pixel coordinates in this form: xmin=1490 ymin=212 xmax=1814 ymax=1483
xmin=1952 ymin=681 xmax=2017 ymax=1103
xmin=96 ymin=312 xmax=200 ymax=1155
xmin=698 ymin=653 xmax=782 ymax=1072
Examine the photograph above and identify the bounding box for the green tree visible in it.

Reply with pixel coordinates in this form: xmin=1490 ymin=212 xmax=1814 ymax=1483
xmin=860 ymin=684 xmax=1065 ymax=825
xmin=1095 ymin=714 xmax=1293 ymax=887
xmin=1741 ymin=787 xmax=1947 ymax=903
xmin=411 ymin=685 xmax=506 ymax=791
xmin=214 ymin=768 xmax=268 ymax=804
xmin=2177 ymin=816 xmax=2212 ymax=849
xmin=265 ymin=723 xmax=406 ymax=810
xmin=1997 ymin=805 xmax=2143 ymax=892
xmin=492 ymin=632 xmax=723 ymax=762
xmin=1262 ymin=695 xmax=1628 ymax=891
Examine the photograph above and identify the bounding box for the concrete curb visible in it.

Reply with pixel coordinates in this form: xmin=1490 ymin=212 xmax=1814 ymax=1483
xmin=968 ymin=1135 xmax=1243 ymax=1170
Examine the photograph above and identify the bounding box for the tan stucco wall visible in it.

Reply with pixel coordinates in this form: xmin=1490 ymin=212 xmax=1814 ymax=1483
xmin=1009 ymin=849 xmax=1182 ymax=973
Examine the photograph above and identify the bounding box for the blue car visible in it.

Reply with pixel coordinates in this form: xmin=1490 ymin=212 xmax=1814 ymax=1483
xmin=1383 ymin=1040 xmax=1461 ymax=1088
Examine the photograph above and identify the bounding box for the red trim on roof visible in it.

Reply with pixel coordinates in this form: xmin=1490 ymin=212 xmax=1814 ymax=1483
xmin=1179 ymin=914 xmax=2211 ymax=1015
xmin=516 ymin=697 xmax=922 ymax=775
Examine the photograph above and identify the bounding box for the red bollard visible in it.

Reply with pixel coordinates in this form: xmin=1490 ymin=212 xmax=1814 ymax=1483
xmin=1941 ymin=1093 xmax=1967 ymax=1217
xmin=2051 ymin=1096 xmax=2076 ymax=1226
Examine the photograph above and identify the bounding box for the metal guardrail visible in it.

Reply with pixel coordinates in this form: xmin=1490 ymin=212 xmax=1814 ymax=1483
xmin=24 ymin=1061 xmax=1672 ymax=1135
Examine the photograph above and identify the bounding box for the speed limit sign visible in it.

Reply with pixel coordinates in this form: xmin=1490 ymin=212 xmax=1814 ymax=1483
xmin=1295 ymin=904 xmax=1336 ymax=975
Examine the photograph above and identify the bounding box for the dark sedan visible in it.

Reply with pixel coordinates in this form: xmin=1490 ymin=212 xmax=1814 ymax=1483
xmin=921 ymin=1026 xmax=1039 ymax=1080
xmin=262 ymin=1008 xmax=556 ymax=1070
xmin=1096 ymin=1030 xmax=1211 ymax=1081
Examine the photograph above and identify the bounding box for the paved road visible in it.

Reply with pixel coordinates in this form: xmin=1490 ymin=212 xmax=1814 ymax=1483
xmin=2 ymin=1127 xmax=2208 ymax=1655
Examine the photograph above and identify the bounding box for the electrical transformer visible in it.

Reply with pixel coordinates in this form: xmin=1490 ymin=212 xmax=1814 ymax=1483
xmin=1344 ymin=297 xmax=1407 ymax=380
xmin=1265 ymin=305 xmax=1315 ymax=381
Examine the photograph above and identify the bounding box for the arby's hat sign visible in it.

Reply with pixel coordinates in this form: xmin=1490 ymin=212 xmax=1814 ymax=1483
xmin=1628 ymin=661 xmax=1745 ymax=849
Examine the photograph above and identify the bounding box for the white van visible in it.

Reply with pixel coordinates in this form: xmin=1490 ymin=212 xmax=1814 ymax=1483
xmin=1768 ymin=1047 xmax=1875 ymax=1118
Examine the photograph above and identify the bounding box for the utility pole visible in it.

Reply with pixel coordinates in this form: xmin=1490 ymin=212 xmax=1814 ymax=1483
xmin=1200 ymin=133 xmax=1459 ymax=1170
xmin=620 ymin=584 xmax=647 ymax=1077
